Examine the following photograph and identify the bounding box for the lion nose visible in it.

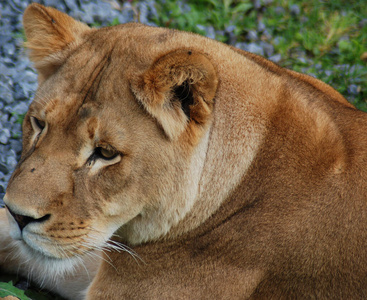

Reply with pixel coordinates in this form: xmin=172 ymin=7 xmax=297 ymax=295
xmin=6 ymin=206 xmax=50 ymax=231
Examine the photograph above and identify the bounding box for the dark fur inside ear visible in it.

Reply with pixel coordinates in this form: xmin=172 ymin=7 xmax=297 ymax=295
xmin=131 ymin=49 xmax=218 ymax=141
xmin=173 ymin=81 xmax=194 ymax=119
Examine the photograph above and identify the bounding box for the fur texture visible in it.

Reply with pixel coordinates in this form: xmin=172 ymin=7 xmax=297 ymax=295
xmin=1 ymin=3 xmax=367 ymax=299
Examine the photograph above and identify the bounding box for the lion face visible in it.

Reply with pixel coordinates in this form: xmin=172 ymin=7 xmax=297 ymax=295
xmin=4 ymin=4 xmax=217 ymax=260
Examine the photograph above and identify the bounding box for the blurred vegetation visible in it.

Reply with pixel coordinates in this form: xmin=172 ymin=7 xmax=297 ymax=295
xmin=152 ymin=0 xmax=367 ymax=110
xmin=0 ymin=274 xmax=64 ymax=300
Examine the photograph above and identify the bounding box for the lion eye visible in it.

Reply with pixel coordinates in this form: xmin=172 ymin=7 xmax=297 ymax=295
xmin=30 ymin=116 xmax=46 ymax=133
xmin=95 ymin=147 xmax=118 ymax=160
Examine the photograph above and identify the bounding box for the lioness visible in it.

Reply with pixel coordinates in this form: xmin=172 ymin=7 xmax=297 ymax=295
xmin=1 ymin=3 xmax=366 ymax=299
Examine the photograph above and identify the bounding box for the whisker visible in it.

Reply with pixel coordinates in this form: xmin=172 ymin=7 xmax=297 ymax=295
xmin=82 ymin=246 xmax=118 ymax=272
xmin=88 ymin=227 xmax=144 ymax=264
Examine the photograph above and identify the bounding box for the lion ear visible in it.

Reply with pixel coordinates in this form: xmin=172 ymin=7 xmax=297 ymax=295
xmin=131 ymin=49 xmax=218 ymax=142
xmin=23 ymin=3 xmax=90 ymax=82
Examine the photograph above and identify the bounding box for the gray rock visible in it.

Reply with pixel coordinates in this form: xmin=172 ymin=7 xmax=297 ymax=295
xmin=0 ymin=115 xmax=8 ymax=128
xmin=257 ymin=21 xmax=266 ymax=33
xmin=246 ymin=43 xmax=265 ymax=56
xmin=0 ymin=82 xmax=13 ymax=104
xmin=9 ymin=139 xmax=22 ymax=153
xmin=206 ymin=26 xmax=216 ymax=40
xmin=290 ymin=4 xmax=301 ymax=16
xmin=11 ymin=102 xmax=29 ymax=115
xmin=9 ymin=0 xmax=27 ymax=11
xmin=0 ymin=163 xmax=9 ymax=174
xmin=137 ymin=2 xmax=149 ymax=24
xmin=13 ymin=83 xmax=27 ymax=101
xmin=261 ymin=29 xmax=272 ymax=40
xmin=0 ymin=34 xmax=12 ymax=47
xmin=226 ymin=25 xmax=236 ymax=33
xmin=43 ymin=0 xmax=66 ymax=12
xmin=269 ymin=54 xmax=282 ymax=63
xmin=146 ymin=0 xmax=158 ymax=19
xmin=324 ymin=70 xmax=332 ymax=77
xmin=0 ymin=129 xmax=11 ymax=145
xmin=275 ymin=6 xmax=285 ymax=14
xmin=261 ymin=42 xmax=274 ymax=57
xmin=6 ymin=150 xmax=17 ymax=169
xmin=247 ymin=30 xmax=258 ymax=41
xmin=297 ymin=57 xmax=307 ymax=64
xmin=0 ymin=62 xmax=15 ymax=77
xmin=273 ymin=36 xmax=285 ymax=46
xmin=254 ymin=0 xmax=261 ymax=9
xmin=64 ymin=0 xmax=79 ymax=12
xmin=235 ymin=42 xmax=265 ymax=56
xmin=235 ymin=42 xmax=247 ymax=51
xmin=3 ymin=43 xmax=15 ymax=56
xmin=348 ymin=84 xmax=359 ymax=95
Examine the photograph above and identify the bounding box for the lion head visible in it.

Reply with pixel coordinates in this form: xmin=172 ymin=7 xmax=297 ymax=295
xmin=4 ymin=3 xmax=220 ymax=261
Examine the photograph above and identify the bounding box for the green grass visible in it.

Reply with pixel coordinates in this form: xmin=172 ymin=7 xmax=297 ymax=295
xmin=0 ymin=274 xmax=65 ymax=300
xmin=151 ymin=0 xmax=255 ymax=40
xmin=151 ymin=0 xmax=367 ymax=109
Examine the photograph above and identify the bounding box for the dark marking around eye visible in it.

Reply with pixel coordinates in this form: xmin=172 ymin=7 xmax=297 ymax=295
xmin=88 ymin=122 xmax=97 ymax=140
xmin=94 ymin=147 xmax=118 ymax=160
xmin=79 ymin=107 xmax=92 ymax=119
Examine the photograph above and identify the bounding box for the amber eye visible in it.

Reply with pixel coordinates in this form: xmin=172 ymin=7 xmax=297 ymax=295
xmin=30 ymin=116 xmax=46 ymax=132
xmin=95 ymin=147 xmax=118 ymax=160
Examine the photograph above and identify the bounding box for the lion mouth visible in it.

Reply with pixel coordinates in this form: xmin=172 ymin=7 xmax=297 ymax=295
xmin=21 ymin=224 xmax=133 ymax=261
xmin=21 ymin=231 xmax=91 ymax=259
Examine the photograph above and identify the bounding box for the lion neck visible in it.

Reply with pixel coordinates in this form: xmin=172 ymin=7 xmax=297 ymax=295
xmin=165 ymin=77 xmax=268 ymax=241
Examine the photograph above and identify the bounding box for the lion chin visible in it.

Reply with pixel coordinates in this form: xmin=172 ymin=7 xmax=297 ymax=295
xmin=1 ymin=2 xmax=367 ymax=300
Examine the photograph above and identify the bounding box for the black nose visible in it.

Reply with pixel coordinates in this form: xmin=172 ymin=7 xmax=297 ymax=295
xmin=6 ymin=206 xmax=50 ymax=231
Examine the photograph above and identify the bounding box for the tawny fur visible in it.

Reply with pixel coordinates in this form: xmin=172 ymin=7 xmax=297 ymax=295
xmin=1 ymin=3 xmax=367 ymax=299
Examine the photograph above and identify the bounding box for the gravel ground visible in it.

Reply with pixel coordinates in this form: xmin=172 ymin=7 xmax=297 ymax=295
xmin=0 ymin=0 xmax=361 ymax=206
